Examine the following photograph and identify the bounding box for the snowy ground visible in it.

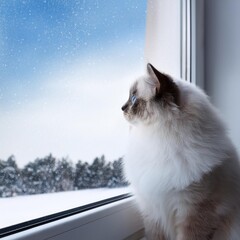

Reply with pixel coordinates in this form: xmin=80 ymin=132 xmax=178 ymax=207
xmin=0 ymin=187 xmax=130 ymax=229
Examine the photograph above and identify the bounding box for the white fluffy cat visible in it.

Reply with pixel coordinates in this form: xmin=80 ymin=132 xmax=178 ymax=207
xmin=122 ymin=63 xmax=240 ymax=240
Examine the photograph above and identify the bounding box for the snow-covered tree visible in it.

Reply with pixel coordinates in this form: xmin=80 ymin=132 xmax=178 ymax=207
xmin=74 ymin=161 xmax=91 ymax=189
xmin=0 ymin=154 xmax=129 ymax=198
xmin=0 ymin=156 xmax=22 ymax=197
xmin=88 ymin=155 xmax=106 ymax=188
xmin=108 ymin=158 xmax=129 ymax=188
xmin=54 ymin=158 xmax=75 ymax=192
xmin=21 ymin=154 xmax=57 ymax=194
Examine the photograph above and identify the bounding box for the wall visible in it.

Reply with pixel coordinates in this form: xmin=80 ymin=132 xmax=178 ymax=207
xmin=205 ymin=0 xmax=240 ymax=152
xmin=145 ymin=0 xmax=181 ymax=78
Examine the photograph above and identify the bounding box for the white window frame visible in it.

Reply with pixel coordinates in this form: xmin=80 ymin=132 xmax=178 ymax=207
xmin=1 ymin=1 xmax=203 ymax=239
xmin=2 ymin=197 xmax=144 ymax=240
xmin=190 ymin=0 xmax=204 ymax=88
xmin=181 ymin=0 xmax=204 ymax=86
xmin=145 ymin=0 xmax=204 ymax=87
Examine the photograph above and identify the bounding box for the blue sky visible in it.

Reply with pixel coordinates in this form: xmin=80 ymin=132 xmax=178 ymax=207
xmin=0 ymin=0 xmax=146 ymax=97
xmin=0 ymin=0 xmax=147 ymax=165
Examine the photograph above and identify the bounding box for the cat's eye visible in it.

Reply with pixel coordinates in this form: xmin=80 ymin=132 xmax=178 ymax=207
xmin=131 ymin=95 xmax=137 ymax=105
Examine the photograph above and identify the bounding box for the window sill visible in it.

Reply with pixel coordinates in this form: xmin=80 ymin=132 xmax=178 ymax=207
xmin=2 ymin=196 xmax=144 ymax=240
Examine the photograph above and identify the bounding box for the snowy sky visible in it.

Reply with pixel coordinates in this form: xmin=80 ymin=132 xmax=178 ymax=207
xmin=0 ymin=0 xmax=147 ymax=167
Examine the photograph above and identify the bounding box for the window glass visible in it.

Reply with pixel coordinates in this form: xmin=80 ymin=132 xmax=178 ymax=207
xmin=0 ymin=0 xmax=146 ymax=229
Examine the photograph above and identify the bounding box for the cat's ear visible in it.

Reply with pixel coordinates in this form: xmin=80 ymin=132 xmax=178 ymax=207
xmin=147 ymin=63 xmax=169 ymax=91
xmin=146 ymin=63 xmax=161 ymax=93
xmin=147 ymin=63 xmax=180 ymax=106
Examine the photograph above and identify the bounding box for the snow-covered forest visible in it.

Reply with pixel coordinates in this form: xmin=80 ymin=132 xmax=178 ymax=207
xmin=0 ymin=155 xmax=128 ymax=198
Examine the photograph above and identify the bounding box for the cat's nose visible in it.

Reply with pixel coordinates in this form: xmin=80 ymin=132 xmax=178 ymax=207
xmin=121 ymin=103 xmax=128 ymax=112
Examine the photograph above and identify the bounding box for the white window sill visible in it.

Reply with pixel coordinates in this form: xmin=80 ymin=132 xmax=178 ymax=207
xmin=2 ymin=197 xmax=144 ymax=240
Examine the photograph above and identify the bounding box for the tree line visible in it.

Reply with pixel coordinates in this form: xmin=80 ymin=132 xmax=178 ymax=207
xmin=0 ymin=155 xmax=128 ymax=198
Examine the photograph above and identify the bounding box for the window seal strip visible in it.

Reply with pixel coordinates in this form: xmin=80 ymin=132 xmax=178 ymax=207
xmin=0 ymin=192 xmax=132 ymax=238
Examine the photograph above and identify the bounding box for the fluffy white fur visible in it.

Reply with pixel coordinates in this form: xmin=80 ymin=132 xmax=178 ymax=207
xmin=123 ymin=70 xmax=240 ymax=240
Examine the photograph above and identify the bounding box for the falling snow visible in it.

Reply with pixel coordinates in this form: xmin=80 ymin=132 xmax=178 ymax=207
xmin=0 ymin=0 xmax=146 ymax=230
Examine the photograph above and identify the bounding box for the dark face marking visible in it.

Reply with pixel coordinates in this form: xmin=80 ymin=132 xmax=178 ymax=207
xmin=121 ymin=102 xmax=129 ymax=112
xmin=121 ymin=82 xmax=138 ymax=113
xmin=131 ymin=98 xmax=147 ymax=117
xmin=121 ymin=82 xmax=148 ymax=123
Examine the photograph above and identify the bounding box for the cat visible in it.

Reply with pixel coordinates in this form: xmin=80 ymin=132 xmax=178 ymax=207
xmin=122 ymin=63 xmax=240 ymax=240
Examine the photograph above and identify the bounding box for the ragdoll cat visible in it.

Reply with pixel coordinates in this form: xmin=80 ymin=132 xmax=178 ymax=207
xmin=122 ymin=63 xmax=240 ymax=240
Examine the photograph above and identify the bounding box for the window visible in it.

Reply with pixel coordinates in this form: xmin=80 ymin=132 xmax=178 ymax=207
xmin=145 ymin=0 xmax=204 ymax=86
xmin=1 ymin=1 xmax=202 ymax=239
xmin=0 ymin=0 xmax=147 ymax=234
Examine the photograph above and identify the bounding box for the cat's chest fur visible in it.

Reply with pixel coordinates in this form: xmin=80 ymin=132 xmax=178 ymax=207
xmin=125 ymin=125 xmax=200 ymax=226
xmin=125 ymin=124 xmax=195 ymax=194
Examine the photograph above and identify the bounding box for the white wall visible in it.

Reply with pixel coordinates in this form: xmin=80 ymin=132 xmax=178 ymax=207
xmin=205 ymin=0 xmax=240 ymax=152
xmin=145 ymin=0 xmax=181 ymax=78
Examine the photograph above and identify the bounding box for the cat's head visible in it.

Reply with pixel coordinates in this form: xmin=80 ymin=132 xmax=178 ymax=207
xmin=121 ymin=63 xmax=180 ymax=125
